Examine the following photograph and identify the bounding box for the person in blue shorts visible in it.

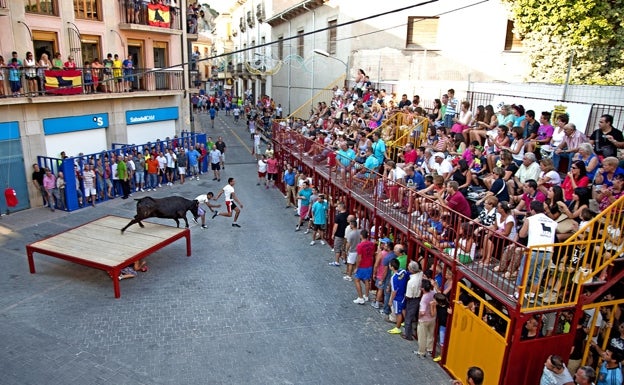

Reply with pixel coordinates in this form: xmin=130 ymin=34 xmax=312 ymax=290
xmin=387 ymin=258 xmax=409 ymax=334
xmin=353 ymin=229 xmax=375 ymax=304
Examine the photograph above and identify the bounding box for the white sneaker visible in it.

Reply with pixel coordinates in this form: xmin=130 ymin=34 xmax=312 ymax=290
xmin=542 ymin=291 xmax=559 ymax=304
xmin=343 ymin=275 xmax=352 ymax=281
xmin=159 ymin=183 xmax=162 ymax=187
xmin=353 ymin=297 xmax=365 ymax=304
xmin=310 ymin=241 xmax=315 ymax=246
xmin=362 ymin=295 xmax=369 ymax=302
xmin=320 ymin=240 xmax=326 ymax=245
xmin=304 ymin=229 xmax=310 ymax=234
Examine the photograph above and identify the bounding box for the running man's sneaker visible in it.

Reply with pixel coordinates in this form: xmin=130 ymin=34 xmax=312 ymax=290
xmin=201 ymin=225 xmax=208 ymax=229
xmin=212 ymin=211 xmax=219 ymax=219
xmin=232 ymin=223 xmax=241 ymax=228
xmin=192 ymin=217 xmax=198 ymax=224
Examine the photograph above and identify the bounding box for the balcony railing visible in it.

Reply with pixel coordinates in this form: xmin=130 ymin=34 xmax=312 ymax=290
xmin=119 ymin=0 xmax=181 ymax=31
xmin=0 ymin=66 xmax=183 ymax=98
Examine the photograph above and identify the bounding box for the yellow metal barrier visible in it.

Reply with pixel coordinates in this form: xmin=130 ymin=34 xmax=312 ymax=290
xmin=445 ymin=282 xmax=508 ymax=385
xmin=286 ymin=75 xmax=346 ymax=121
xmin=518 ymin=194 xmax=624 ymax=311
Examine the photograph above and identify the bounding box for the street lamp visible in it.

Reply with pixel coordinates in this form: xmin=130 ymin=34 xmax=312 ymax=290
xmin=313 ymin=49 xmax=349 ymax=88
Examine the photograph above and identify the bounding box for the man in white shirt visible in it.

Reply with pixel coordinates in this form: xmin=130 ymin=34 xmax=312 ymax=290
xmin=515 ymin=201 xmax=557 ymax=301
xmin=431 ymin=152 xmax=453 ymax=180
xmin=402 ymin=261 xmax=423 ymax=341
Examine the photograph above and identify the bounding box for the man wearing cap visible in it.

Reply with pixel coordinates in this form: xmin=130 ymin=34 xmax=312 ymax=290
xmin=402 ymin=261 xmax=423 ymax=340
xmin=431 ymin=152 xmax=453 ymax=180
xmin=329 ymin=202 xmax=349 ymax=266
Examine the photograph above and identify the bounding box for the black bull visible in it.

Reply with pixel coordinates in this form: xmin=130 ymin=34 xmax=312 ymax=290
xmin=121 ymin=196 xmax=200 ymax=233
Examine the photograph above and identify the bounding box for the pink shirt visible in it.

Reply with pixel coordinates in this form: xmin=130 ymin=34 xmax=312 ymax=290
xmin=43 ymin=173 xmax=56 ymax=190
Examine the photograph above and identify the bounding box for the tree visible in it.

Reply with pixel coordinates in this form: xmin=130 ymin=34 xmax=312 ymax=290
xmin=503 ymin=0 xmax=624 ymax=85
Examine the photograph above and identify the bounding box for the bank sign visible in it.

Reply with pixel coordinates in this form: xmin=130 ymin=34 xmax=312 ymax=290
xmin=126 ymin=107 xmax=179 ymax=125
xmin=43 ymin=113 xmax=109 ymax=135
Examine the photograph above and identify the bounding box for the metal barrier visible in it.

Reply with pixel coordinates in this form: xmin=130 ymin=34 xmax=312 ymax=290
xmin=37 ymin=133 xmax=206 ymax=212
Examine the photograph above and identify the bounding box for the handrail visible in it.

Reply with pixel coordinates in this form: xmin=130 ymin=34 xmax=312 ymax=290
xmin=518 ymin=193 xmax=624 ymax=311
xmin=286 ymin=74 xmax=345 ymax=120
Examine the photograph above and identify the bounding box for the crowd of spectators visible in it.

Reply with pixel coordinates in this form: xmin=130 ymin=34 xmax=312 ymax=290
xmin=0 ymin=50 xmax=140 ymax=97
xmin=31 ymin=135 xmax=216 ymax=211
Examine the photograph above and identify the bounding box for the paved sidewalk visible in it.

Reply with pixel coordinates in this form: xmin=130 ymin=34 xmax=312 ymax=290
xmin=0 ymin=112 xmax=453 ymax=385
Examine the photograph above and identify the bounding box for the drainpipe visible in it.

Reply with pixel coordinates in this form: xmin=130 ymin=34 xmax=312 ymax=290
xmin=280 ymin=14 xmax=291 ymax=116
xmin=303 ymin=2 xmax=314 ymax=101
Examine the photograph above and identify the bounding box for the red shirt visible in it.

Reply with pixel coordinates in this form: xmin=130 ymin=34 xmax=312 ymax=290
xmin=561 ymin=175 xmax=589 ymax=201
xmin=446 ymin=190 xmax=472 ymax=218
xmin=356 ymin=240 xmax=375 ymax=268
xmin=403 ymin=149 xmax=417 ymax=164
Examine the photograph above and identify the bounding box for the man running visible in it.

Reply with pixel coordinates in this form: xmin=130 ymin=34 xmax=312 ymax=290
xmin=212 ymin=177 xmax=244 ymax=227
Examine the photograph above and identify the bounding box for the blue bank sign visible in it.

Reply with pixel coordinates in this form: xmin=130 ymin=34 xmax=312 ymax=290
xmin=126 ymin=107 xmax=179 ymax=125
xmin=43 ymin=113 xmax=109 ymax=135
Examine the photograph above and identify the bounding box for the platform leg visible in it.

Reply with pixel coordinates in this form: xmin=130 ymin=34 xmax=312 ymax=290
xmin=185 ymin=230 xmax=191 ymax=257
xmin=26 ymin=248 xmax=36 ymax=273
xmin=112 ymin=269 xmax=121 ymax=299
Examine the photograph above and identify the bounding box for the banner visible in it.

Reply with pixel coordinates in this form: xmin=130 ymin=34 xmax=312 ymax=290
xmin=148 ymin=3 xmax=170 ymax=28
xmin=45 ymin=70 xmax=83 ymax=95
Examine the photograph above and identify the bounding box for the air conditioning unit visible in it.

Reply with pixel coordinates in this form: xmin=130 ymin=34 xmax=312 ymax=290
xmin=239 ymin=16 xmax=246 ymax=32
xmin=246 ymin=10 xmax=255 ymax=28
xmin=256 ymin=3 xmax=266 ymax=23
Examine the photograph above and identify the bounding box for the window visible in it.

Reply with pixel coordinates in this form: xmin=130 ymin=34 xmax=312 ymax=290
xmin=24 ymin=0 xmax=58 ymax=16
xmin=277 ymin=36 xmax=283 ymax=60
xmin=33 ymin=31 xmax=59 ymax=62
xmin=327 ymin=19 xmax=337 ymax=55
xmin=80 ymin=35 xmax=101 ymax=64
xmin=297 ymin=29 xmax=304 ymax=57
xmin=406 ymin=16 xmax=439 ymax=50
xmin=504 ymin=20 xmax=523 ymax=51
xmin=74 ymin=0 xmax=100 ymax=20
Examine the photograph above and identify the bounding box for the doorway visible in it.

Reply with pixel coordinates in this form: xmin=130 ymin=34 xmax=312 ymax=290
xmin=127 ymin=40 xmax=143 ymax=90
xmin=153 ymin=42 xmax=167 ymax=90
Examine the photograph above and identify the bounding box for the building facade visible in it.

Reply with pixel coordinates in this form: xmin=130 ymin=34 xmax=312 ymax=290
xmin=0 ymin=0 xmax=195 ymax=211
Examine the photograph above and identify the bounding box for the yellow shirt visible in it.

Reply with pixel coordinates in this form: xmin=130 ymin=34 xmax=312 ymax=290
xmin=113 ymin=59 xmax=122 ymax=78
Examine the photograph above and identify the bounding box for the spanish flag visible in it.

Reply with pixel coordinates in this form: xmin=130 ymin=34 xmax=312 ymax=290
xmin=45 ymin=70 xmax=83 ymax=95
xmin=148 ymin=3 xmax=170 ymax=28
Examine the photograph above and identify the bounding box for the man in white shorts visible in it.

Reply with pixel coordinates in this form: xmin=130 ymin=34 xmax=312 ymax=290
xmin=193 ymin=191 xmax=220 ymax=229
xmin=82 ymin=164 xmax=97 ymax=207
xmin=343 ymin=216 xmax=361 ymax=281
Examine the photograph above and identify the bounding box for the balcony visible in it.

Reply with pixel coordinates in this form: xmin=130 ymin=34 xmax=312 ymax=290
xmin=0 ymin=66 xmax=183 ymax=102
xmin=118 ymin=0 xmax=181 ymax=35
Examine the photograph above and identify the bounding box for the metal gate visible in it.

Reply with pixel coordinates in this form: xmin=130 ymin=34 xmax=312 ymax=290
xmin=0 ymin=135 xmax=30 ymax=213
xmin=445 ymin=282 xmax=510 ymax=385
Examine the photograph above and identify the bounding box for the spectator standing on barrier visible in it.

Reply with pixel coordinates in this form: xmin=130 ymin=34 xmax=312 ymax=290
xmin=330 ymin=202 xmax=349 ymax=266
xmin=212 ymin=177 xmax=244 ymax=228
xmin=343 ymin=217 xmax=361 ymax=282
xmin=309 ymin=194 xmax=329 ymax=246
xmin=117 ymin=154 xmax=130 ymax=199
xmin=82 ymin=164 xmax=97 ymax=207
xmin=177 ymin=148 xmax=188 ymax=185
xmin=514 ymin=201 xmax=557 ymax=302
xmin=402 ymin=260 xmax=423 ymax=341
xmin=164 ymin=149 xmax=174 ymax=186
xmin=352 ymin=228 xmax=375 ymax=304
xmin=283 ymin=164 xmax=297 ymax=209
xmin=42 ymin=168 xmax=58 ymax=211
xmin=452 ymin=366 xmax=485 ymax=385
xmin=32 ymin=163 xmax=47 ymax=207
xmin=416 ymin=278 xmax=436 ymax=359
xmin=540 ymin=354 xmax=574 ymax=385
xmin=387 ymin=258 xmax=409 ymax=335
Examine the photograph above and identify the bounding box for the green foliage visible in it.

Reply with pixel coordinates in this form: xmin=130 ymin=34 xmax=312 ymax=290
xmin=503 ymin=0 xmax=624 ymax=84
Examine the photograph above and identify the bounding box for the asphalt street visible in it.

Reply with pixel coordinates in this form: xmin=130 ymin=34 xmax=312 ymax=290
xmin=0 ymin=111 xmax=453 ymax=385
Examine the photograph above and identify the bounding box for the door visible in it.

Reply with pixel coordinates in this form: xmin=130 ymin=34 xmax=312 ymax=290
xmin=127 ymin=41 xmax=143 ymax=90
xmin=153 ymin=43 xmax=167 ymax=90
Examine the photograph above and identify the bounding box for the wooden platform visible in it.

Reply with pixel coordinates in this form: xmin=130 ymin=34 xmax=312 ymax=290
xmin=26 ymin=215 xmax=191 ymax=298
